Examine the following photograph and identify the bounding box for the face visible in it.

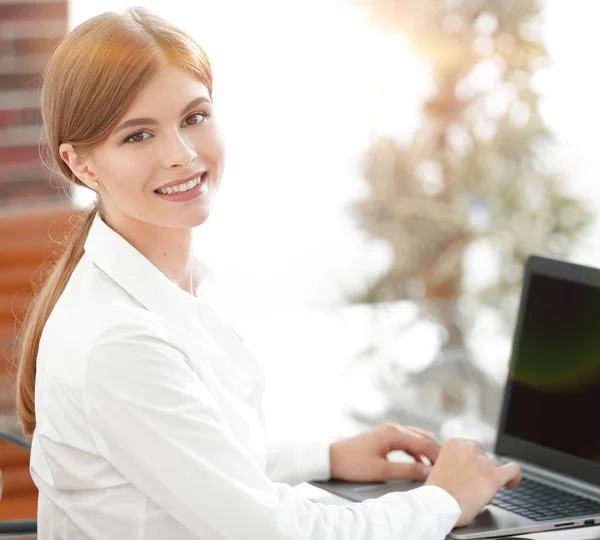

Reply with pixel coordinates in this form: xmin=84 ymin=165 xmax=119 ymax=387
xmin=63 ymin=65 xmax=225 ymax=231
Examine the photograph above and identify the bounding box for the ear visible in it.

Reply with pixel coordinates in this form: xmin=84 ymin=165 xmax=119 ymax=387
xmin=59 ymin=143 xmax=98 ymax=188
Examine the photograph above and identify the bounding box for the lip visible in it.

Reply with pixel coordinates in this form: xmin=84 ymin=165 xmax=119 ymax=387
xmin=154 ymin=171 xmax=206 ymax=192
xmin=154 ymin=174 xmax=207 ymax=202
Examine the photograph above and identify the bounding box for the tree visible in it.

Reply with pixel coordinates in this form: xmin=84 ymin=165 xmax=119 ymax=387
xmin=348 ymin=0 xmax=593 ymax=341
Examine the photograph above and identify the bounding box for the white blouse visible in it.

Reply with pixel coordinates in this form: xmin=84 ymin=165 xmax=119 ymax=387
xmin=29 ymin=213 xmax=460 ymax=539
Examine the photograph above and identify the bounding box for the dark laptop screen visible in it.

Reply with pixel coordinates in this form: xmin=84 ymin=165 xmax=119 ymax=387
xmin=504 ymin=272 xmax=600 ymax=464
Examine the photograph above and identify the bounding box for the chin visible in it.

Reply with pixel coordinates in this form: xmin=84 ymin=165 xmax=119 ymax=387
xmin=178 ymin=209 xmax=212 ymax=229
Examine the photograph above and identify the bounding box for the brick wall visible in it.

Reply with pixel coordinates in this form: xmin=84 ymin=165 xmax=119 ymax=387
xmin=0 ymin=4 xmax=72 ymax=520
xmin=0 ymin=0 xmax=69 ymax=208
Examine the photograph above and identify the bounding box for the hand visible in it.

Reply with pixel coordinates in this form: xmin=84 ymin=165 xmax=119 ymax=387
xmin=425 ymin=438 xmax=521 ymax=527
xmin=329 ymin=422 xmax=441 ymax=483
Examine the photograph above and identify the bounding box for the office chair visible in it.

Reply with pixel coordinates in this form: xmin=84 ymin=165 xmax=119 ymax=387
xmin=0 ymin=441 xmax=37 ymax=538
xmin=0 ymin=517 xmax=37 ymax=538
xmin=0 ymin=469 xmax=37 ymax=538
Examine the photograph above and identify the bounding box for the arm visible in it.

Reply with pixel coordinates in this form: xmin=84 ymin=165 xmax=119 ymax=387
xmin=265 ymin=439 xmax=331 ymax=486
xmin=83 ymin=316 xmax=461 ymax=540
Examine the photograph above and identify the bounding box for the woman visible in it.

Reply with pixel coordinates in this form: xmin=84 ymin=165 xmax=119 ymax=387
xmin=15 ymin=7 xmax=519 ymax=539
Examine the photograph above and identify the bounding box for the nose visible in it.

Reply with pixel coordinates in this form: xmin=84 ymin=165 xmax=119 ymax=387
xmin=162 ymin=131 xmax=197 ymax=169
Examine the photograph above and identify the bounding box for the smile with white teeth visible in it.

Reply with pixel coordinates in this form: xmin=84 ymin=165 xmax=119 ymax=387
xmin=155 ymin=175 xmax=203 ymax=195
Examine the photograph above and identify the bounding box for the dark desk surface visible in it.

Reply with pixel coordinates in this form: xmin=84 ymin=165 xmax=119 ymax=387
xmin=295 ymin=483 xmax=600 ymax=540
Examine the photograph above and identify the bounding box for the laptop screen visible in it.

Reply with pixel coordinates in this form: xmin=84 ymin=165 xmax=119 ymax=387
xmin=503 ymin=272 xmax=600 ymax=465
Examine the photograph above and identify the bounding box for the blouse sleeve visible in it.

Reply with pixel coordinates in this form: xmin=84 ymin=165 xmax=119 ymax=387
xmin=265 ymin=440 xmax=331 ymax=486
xmin=83 ymin=316 xmax=461 ymax=540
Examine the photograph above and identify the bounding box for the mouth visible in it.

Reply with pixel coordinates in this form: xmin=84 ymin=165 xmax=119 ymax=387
xmin=154 ymin=171 xmax=207 ymax=195
xmin=153 ymin=171 xmax=208 ymax=202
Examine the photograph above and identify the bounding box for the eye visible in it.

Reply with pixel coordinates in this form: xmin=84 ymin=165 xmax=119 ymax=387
xmin=123 ymin=131 xmax=151 ymax=144
xmin=121 ymin=112 xmax=209 ymax=144
xmin=183 ymin=111 xmax=209 ymax=127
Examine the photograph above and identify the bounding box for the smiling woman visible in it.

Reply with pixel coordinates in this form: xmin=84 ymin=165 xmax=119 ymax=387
xmin=58 ymin=64 xmax=224 ymax=234
xmin=17 ymin=4 xmax=222 ymax=432
xmin=12 ymin=6 xmax=519 ymax=540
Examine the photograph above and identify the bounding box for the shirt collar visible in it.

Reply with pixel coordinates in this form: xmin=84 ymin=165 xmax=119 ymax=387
xmin=84 ymin=213 xmax=214 ymax=328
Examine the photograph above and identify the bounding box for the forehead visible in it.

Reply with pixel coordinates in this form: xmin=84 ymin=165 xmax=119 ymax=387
xmin=123 ymin=66 xmax=210 ymax=117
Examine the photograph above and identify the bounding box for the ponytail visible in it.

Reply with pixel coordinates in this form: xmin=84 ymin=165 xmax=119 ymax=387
xmin=14 ymin=203 xmax=99 ymax=436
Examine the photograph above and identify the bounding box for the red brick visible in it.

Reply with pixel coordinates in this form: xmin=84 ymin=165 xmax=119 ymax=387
xmin=0 ymin=0 xmax=67 ymax=207
xmin=0 ymin=72 xmax=43 ymax=91
xmin=13 ymin=36 xmax=61 ymax=56
xmin=0 ymin=19 xmax=66 ymax=39
xmin=0 ymin=145 xmax=39 ymax=166
xmin=0 ymin=182 xmax=60 ymax=204
xmin=0 ymin=2 xmax=67 ymax=23
xmin=0 ymin=107 xmax=42 ymax=128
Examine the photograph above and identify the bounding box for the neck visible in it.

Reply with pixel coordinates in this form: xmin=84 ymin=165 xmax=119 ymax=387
xmin=103 ymin=213 xmax=197 ymax=297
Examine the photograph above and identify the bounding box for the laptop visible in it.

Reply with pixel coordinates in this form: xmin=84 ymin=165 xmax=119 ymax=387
xmin=312 ymin=254 xmax=600 ymax=538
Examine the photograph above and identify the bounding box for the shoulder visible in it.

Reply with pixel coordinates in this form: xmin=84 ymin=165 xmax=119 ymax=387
xmin=85 ymin=311 xmax=192 ymax=384
xmin=92 ymin=309 xmax=169 ymax=344
xmin=89 ymin=310 xmax=181 ymax=363
xmin=82 ymin=311 xmax=204 ymax=426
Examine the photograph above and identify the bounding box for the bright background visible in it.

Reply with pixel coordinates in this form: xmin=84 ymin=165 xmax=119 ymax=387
xmin=71 ymin=0 xmax=600 ymax=329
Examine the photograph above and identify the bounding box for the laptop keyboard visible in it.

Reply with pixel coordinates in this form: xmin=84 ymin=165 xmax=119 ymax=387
xmin=492 ymin=477 xmax=600 ymax=521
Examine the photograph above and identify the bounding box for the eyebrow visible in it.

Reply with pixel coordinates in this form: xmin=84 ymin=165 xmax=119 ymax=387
xmin=112 ymin=96 xmax=211 ymax=135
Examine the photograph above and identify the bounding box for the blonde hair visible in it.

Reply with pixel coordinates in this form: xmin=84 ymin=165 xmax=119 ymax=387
xmin=15 ymin=6 xmax=213 ymax=436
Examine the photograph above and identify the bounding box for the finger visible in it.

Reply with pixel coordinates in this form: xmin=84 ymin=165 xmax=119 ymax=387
xmin=389 ymin=427 xmax=441 ymax=465
xmin=456 ymin=437 xmax=486 ymax=456
xmin=404 ymin=425 xmax=438 ymax=442
xmin=403 ymin=427 xmax=440 ymax=464
xmin=497 ymin=462 xmax=521 ymax=489
xmin=385 ymin=460 xmax=432 ymax=482
xmin=456 ymin=436 xmax=484 ymax=448
xmin=488 ymin=457 xmax=501 ymax=468
xmin=403 ymin=451 xmax=425 ymax=464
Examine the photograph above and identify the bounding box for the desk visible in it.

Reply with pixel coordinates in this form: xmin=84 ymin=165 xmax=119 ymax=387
xmin=294 ymin=482 xmax=600 ymax=539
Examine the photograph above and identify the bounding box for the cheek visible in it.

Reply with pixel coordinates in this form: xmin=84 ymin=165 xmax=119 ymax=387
xmin=216 ymin=124 xmax=226 ymax=157
xmin=197 ymin=124 xmax=226 ymax=166
xmin=103 ymin=151 xmax=155 ymax=193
